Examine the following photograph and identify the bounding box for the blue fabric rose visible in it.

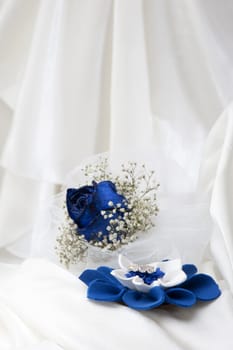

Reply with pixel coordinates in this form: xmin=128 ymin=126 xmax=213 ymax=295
xmin=66 ymin=181 xmax=127 ymax=241
xmin=79 ymin=260 xmax=221 ymax=310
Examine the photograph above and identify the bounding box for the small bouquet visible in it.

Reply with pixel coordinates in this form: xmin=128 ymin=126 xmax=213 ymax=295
xmin=53 ymin=155 xmax=221 ymax=312
xmin=55 ymin=158 xmax=159 ymax=267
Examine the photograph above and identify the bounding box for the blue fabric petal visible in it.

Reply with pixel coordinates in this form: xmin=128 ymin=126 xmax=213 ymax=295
xmin=97 ymin=266 xmax=123 ymax=287
xmin=165 ymin=288 xmax=197 ymax=307
xmin=97 ymin=266 xmax=113 ymax=275
xmin=93 ymin=181 xmax=127 ymax=210
xmin=122 ymin=287 xmax=165 ymax=310
xmin=182 ymin=264 xmax=198 ymax=280
xmin=87 ymin=280 xmax=125 ymax=302
xmin=149 ymin=286 xmax=166 ymax=302
xmin=79 ymin=269 xmax=109 ymax=286
xmin=180 ymin=273 xmax=221 ymax=301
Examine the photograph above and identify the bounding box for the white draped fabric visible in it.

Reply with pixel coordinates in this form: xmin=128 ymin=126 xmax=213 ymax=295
xmin=0 ymin=0 xmax=233 ymax=349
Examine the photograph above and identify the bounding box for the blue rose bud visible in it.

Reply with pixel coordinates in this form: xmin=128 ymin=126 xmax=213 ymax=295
xmin=66 ymin=181 xmax=127 ymax=241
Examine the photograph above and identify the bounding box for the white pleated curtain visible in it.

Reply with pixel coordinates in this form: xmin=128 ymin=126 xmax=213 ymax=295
xmin=0 ymin=0 xmax=233 ymax=286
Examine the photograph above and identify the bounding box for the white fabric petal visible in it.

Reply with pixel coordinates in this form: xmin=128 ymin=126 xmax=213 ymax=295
xmin=132 ymin=276 xmax=152 ymax=293
xmin=114 ymin=256 xmax=187 ymax=291
xmin=118 ymin=254 xmax=132 ymax=270
xmin=160 ymin=270 xmax=187 ymax=288
xmin=157 ymin=259 xmax=182 ymax=274
xmin=111 ymin=269 xmax=136 ymax=290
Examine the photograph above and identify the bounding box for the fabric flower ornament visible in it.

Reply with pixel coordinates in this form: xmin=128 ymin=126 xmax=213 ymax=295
xmin=111 ymin=255 xmax=187 ymax=293
xmin=66 ymin=181 xmax=127 ymax=241
xmin=79 ymin=255 xmax=221 ymax=310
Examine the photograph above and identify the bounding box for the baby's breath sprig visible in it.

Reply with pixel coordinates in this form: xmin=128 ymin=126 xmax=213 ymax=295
xmin=55 ymin=204 xmax=88 ymax=267
xmin=83 ymin=157 xmax=111 ymax=182
xmin=56 ymin=158 xmax=159 ymax=267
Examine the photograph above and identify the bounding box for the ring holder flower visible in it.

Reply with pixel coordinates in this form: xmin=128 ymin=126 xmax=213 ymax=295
xmin=79 ymin=254 xmax=221 ymax=310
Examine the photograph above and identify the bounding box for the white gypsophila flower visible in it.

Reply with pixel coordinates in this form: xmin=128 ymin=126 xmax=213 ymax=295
xmin=111 ymin=255 xmax=187 ymax=293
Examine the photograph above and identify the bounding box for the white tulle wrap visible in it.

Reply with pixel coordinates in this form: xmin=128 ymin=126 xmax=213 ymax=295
xmin=29 ymin=152 xmax=212 ymax=273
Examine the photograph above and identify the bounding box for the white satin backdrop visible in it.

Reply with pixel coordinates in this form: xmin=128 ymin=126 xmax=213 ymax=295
xmin=0 ymin=0 xmax=233 ymax=349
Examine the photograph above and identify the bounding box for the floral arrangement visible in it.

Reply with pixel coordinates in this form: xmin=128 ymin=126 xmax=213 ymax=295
xmin=79 ymin=255 xmax=221 ymax=310
xmin=55 ymin=158 xmax=159 ymax=267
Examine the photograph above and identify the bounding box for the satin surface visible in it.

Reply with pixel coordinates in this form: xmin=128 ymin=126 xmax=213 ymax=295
xmin=0 ymin=259 xmax=232 ymax=350
xmin=0 ymin=0 xmax=233 ymax=349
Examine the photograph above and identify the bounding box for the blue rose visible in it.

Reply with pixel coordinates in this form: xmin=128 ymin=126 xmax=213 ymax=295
xmin=66 ymin=181 xmax=127 ymax=241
